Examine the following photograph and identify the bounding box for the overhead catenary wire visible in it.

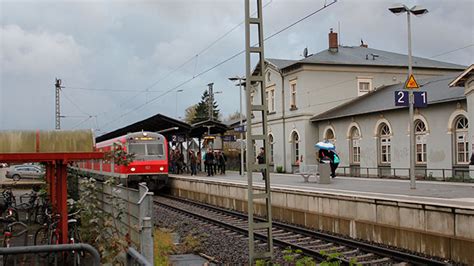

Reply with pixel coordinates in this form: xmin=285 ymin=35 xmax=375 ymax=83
xmin=100 ymin=0 xmax=337 ymax=132
xmin=430 ymin=44 xmax=474 ymax=58
xmin=92 ymin=0 xmax=275 ymax=121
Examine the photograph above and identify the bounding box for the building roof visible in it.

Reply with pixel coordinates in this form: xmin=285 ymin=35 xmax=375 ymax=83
xmin=189 ymin=119 xmax=228 ymax=138
xmin=449 ymin=64 xmax=474 ymax=87
xmin=267 ymin=46 xmax=465 ymax=71
xmin=267 ymin=58 xmax=298 ymax=70
xmin=96 ymin=113 xmax=191 ymax=142
xmin=310 ymin=73 xmax=465 ymax=122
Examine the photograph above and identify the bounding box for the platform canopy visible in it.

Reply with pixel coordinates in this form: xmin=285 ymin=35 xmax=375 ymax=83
xmin=189 ymin=119 xmax=229 ymax=138
xmin=96 ymin=113 xmax=191 ymax=142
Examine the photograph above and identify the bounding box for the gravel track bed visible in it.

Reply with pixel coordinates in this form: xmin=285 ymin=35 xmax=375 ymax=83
xmin=154 ymin=204 xmax=292 ymax=264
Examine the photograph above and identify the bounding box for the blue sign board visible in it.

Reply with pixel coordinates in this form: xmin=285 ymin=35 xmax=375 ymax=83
xmin=222 ymin=135 xmax=236 ymax=142
xmin=414 ymin=91 xmax=428 ymax=107
xmin=234 ymin=125 xmax=246 ymax=132
xmin=394 ymin=91 xmax=427 ymax=108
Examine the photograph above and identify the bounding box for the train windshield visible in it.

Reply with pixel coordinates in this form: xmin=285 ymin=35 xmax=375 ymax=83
xmin=128 ymin=143 xmax=164 ymax=156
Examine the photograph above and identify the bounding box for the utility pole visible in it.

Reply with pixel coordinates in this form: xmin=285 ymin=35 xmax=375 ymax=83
xmin=229 ymin=76 xmax=246 ymax=177
xmin=245 ymin=0 xmax=272 ymax=263
xmin=55 ymin=78 xmax=62 ymax=130
xmin=208 ymin=83 xmax=214 ymax=122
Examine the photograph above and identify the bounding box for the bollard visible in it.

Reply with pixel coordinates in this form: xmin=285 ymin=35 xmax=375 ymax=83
xmin=318 ymin=163 xmax=331 ymax=184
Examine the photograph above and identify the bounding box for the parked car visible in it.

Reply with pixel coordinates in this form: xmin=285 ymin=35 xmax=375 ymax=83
xmin=5 ymin=165 xmax=45 ymax=181
xmin=0 ymin=163 xmax=8 ymax=168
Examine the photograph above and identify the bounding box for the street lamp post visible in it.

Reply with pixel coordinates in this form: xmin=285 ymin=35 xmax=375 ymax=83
xmin=229 ymin=76 xmax=246 ymax=176
xmin=175 ymin=89 xmax=183 ymax=118
xmin=389 ymin=4 xmax=428 ymax=189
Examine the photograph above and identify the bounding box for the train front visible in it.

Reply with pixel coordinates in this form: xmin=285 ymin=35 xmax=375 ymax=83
xmin=123 ymin=131 xmax=168 ymax=190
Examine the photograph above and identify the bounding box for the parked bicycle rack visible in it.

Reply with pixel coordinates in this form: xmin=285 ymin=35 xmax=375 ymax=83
xmin=0 ymin=243 xmax=100 ymax=266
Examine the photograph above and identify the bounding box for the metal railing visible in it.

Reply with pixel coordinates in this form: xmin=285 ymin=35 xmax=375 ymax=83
xmin=335 ymin=165 xmax=474 ymax=182
xmin=0 ymin=244 xmax=100 ymax=266
xmin=126 ymin=247 xmax=153 ymax=266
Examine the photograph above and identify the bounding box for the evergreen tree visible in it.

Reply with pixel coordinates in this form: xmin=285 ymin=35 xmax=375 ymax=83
xmin=191 ymin=90 xmax=220 ymax=124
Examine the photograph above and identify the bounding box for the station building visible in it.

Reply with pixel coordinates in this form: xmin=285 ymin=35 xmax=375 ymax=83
xmin=249 ymin=30 xmax=468 ymax=176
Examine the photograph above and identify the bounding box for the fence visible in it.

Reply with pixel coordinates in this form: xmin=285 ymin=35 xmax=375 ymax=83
xmin=81 ymin=182 xmax=154 ymax=264
xmin=0 ymin=244 xmax=100 ymax=266
xmin=335 ymin=165 xmax=474 ymax=182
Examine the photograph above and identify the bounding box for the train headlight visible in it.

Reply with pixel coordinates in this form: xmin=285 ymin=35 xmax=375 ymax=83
xmin=159 ymin=167 xmax=164 ymax=171
xmin=130 ymin=167 xmax=136 ymax=172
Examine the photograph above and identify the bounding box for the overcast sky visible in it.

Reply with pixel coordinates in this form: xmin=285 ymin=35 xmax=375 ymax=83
xmin=1 ymin=0 xmax=473 ymax=135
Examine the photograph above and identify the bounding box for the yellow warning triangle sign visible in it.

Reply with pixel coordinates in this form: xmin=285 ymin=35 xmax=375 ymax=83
xmin=405 ymin=74 xmax=419 ymax=89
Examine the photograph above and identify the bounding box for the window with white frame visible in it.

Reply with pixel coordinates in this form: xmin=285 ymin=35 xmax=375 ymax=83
xmin=350 ymin=127 xmax=361 ymax=164
xmin=269 ymin=134 xmax=274 ymax=163
xmin=455 ymin=116 xmax=469 ymax=164
xmin=378 ymin=123 xmax=391 ymax=164
xmin=266 ymin=86 xmax=275 ymax=113
xmin=291 ymin=132 xmax=299 ymax=164
xmin=290 ymin=80 xmax=297 ymax=109
xmin=357 ymin=77 xmax=373 ymax=96
xmin=415 ymin=120 xmax=427 ymax=164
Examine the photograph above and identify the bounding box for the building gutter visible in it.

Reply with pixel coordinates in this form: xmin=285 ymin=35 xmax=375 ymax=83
xmin=280 ymin=69 xmax=287 ymax=172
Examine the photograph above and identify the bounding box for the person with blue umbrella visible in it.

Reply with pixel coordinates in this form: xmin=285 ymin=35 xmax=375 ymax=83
xmin=315 ymin=141 xmax=340 ymax=178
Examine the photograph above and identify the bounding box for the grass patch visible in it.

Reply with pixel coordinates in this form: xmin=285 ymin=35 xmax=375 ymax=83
xmin=154 ymin=228 xmax=174 ymax=265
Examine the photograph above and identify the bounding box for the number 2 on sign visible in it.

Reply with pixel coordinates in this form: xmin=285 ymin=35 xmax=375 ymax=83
xmin=397 ymin=91 xmax=405 ymax=104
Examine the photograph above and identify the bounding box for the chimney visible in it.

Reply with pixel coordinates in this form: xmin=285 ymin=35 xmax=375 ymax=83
xmin=328 ymin=28 xmax=338 ymax=52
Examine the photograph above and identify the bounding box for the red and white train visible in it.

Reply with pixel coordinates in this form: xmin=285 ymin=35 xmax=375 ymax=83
xmin=78 ymin=131 xmax=169 ymax=190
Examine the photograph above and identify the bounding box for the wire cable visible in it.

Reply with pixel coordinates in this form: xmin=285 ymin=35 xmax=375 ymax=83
xmin=430 ymin=44 xmax=474 ymax=58
xmin=99 ymin=0 xmax=337 ymax=132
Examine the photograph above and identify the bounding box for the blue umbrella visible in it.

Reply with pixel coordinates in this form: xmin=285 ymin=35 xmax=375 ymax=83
xmin=315 ymin=141 xmax=335 ymax=150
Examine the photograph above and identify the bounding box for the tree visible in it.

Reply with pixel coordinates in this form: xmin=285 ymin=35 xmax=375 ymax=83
xmin=224 ymin=110 xmax=244 ymax=123
xmin=184 ymin=104 xmax=197 ymax=124
xmin=191 ymin=90 xmax=220 ymax=124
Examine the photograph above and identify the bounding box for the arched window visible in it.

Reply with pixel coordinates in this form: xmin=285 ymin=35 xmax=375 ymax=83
xmin=378 ymin=123 xmax=391 ymax=164
xmin=350 ymin=127 xmax=361 ymax=164
xmin=269 ymin=134 xmax=274 ymax=164
xmin=454 ymin=116 xmax=469 ymax=164
xmin=325 ymin=128 xmax=335 ymax=143
xmin=291 ymin=131 xmax=300 ymax=164
xmin=415 ymin=120 xmax=427 ymax=164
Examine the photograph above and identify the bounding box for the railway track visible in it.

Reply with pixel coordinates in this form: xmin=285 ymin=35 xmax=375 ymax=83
xmin=155 ymin=195 xmax=448 ymax=265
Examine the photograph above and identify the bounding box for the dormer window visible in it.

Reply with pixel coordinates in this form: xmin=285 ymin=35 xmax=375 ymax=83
xmin=357 ymin=77 xmax=373 ymax=96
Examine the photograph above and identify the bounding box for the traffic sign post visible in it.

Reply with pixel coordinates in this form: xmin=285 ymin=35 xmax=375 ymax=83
xmin=405 ymin=74 xmax=420 ymax=89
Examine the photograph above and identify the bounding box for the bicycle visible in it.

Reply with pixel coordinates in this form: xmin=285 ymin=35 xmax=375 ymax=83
xmin=34 ymin=210 xmax=83 ymax=265
xmin=1 ymin=218 xmax=28 ymax=265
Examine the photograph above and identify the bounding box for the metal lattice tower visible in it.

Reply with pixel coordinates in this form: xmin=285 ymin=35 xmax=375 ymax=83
xmin=245 ymin=0 xmax=273 ymax=263
xmin=55 ymin=78 xmax=62 ymax=130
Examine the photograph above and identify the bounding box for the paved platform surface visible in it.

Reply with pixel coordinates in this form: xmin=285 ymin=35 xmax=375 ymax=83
xmin=170 ymin=171 xmax=474 ymax=209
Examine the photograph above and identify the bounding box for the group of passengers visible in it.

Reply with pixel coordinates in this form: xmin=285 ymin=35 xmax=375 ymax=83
xmin=203 ymin=148 xmax=227 ymax=176
xmin=168 ymin=148 xmax=227 ymax=177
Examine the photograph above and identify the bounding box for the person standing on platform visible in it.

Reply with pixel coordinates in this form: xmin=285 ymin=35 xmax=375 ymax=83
xmin=189 ymin=150 xmax=197 ymax=176
xmin=197 ymin=151 xmax=202 ymax=172
xmin=213 ymin=151 xmax=218 ymax=175
xmin=257 ymin=147 xmax=266 ymax=180
xmin=218 ymin=151 xmax=227 ymax=174
xmin=205 ymin=149 xmax=215 ymax=176
xmin=327 ymin=150 xmax=340 ymax=178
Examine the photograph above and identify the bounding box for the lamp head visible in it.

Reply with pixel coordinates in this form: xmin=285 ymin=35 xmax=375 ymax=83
xmin=410 ymin=5 xmax=428 ymax=16
xmin=389 ymin=4 xmax=408 ymax=15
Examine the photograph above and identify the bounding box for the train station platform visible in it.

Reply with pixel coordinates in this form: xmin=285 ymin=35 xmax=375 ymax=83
xmin=170 ymin=171 xmax=474 ymax=209
xmin=167 ymin=172 xmax=474 ymax=264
